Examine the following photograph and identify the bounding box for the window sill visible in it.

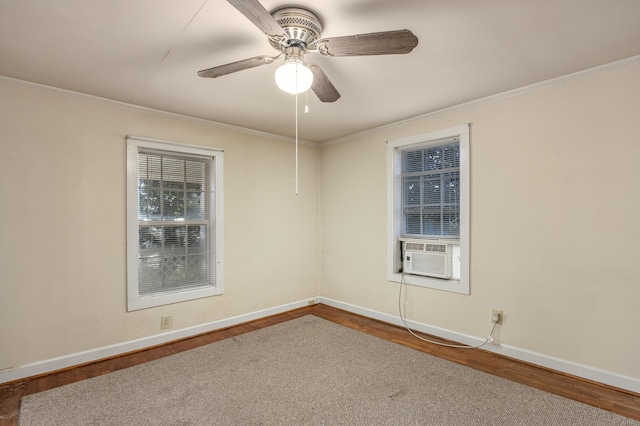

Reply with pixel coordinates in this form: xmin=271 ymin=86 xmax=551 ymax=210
xmin=388 ymin=272 xmax=469 ymax=295
xmin=127 ymin=286 xmax=223 ymax=312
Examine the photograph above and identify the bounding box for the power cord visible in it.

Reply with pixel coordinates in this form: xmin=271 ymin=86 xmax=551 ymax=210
xmin=398 ymin=273 xmax=497 ymax=349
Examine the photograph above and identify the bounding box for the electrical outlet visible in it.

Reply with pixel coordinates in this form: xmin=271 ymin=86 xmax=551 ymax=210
xmin=491 ymin=309 xmax=503 ymax=325
xmin=160 ymin=315 xmax=172 ymax=330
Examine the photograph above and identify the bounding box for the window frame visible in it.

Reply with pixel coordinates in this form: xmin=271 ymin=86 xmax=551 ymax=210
xmin=386 ymin=124 xmax=470 ymax=294
xmin=126 ymin=136 xmax=224 ymax=311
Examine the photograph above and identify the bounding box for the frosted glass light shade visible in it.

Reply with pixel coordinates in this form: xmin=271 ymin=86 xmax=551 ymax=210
xmin=275 ymin=59 xmax=313 ymax=94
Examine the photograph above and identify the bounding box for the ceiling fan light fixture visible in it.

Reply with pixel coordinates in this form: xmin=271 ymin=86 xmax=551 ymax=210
xmin=275 ymin=58 xmax=313 ymax=94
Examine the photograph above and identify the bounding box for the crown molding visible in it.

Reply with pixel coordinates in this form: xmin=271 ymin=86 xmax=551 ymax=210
xmin=321 ymin=54 xmax=640 ymax=146
xmin=3 ymin=54 xmax=639 ymax=148
xmin=0 ymin=75 xmax=318 ymax=147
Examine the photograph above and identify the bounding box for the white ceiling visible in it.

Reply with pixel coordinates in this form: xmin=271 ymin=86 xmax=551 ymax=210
xmin=1 ymin=0 xmax=639 ymax=143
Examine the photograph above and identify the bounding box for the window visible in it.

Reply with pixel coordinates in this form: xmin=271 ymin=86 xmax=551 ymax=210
xmin=401 ymin=142 xmax=461 ymax=238
xmin=387 ymin=124 xmax=469 ymax=294
xmin=126 ymin=137 xmax=224 ymax=311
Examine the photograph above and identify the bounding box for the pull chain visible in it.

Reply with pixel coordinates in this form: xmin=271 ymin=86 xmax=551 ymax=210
xmin=305 ymin=90 xmax=309 ymax=114
xmin=295 ymin=90 xmax=299 ymax=196
xmin=294 ymin=63 xmax=299 ymax=195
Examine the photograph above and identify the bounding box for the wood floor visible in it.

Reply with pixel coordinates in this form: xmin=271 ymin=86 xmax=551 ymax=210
xmin=2 ymin=303 xmax=639 ymax=425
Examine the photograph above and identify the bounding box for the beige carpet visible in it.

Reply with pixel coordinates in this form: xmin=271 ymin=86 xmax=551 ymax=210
xmin=20 ymin=315 xmax=639 ymax=425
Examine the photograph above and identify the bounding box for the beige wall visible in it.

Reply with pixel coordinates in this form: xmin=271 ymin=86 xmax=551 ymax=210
xmin=320 ymin=63 xmax=640 ymax=379
xmin=0 ymin=82 xmax=319 ymax=370
xmin=2 ymin=60 xmax=639 ymax=385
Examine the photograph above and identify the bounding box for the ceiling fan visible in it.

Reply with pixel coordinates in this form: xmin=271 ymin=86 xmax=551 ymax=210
xmin=198 ymin=0 xmax=419 ymax=102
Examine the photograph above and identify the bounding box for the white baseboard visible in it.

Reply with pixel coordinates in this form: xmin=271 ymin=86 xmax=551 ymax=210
xmin=4 ymin=296 xmax=638 ymax=395
xmin=0 ymin=298 xmax=314 ymax=385
xmin=318 ymin=297 xmax=640 ymax=394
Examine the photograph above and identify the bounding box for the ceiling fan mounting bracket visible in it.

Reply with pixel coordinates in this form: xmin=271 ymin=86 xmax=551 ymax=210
xmin=268 ymin=7 xmax=323 ymax=51
xmin=283 ymin=45 xmax=305 ymax=62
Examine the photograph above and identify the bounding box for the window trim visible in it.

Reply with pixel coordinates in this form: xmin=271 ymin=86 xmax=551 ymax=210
xmin=126 ymin=136 xmax=224 ymax=311
xmin=386 ymin=124 xmax=470 ymax=294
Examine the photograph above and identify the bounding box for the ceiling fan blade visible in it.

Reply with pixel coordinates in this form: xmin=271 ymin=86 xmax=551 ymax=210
xmin=198 ymin=55 xmax=275 ymax=78
xmin=317 ymin=29 xmax=418 ymax=57
xmin=308 ymin=64 xmax=341 ymax=103
xmin=227 ymin=0 xmax=287 ymax=39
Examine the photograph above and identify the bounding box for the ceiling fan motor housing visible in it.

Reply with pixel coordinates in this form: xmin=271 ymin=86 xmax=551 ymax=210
xmin=269 ymin=8 xmax=323 ymax=50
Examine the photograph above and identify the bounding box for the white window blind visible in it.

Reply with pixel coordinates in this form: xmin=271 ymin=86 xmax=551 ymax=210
xmin=400 ymin=138 xmax=461 ymax=238
xmin=137 ymin=150 xmax=213 ymax=296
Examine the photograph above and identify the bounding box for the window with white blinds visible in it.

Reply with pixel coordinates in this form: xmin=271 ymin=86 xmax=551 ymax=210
xmin=126 ymin=137 xmax=224 ymax=311
xmin=401 ymin=140 xmax=461 ymax=238
xmin=387 ymin=125 xmax=470 ymax=294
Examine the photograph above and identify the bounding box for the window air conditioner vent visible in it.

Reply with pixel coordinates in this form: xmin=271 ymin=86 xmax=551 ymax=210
xmin=405 ymin=242 xmax=424 ymax=251
xmin=424 ymin=243 xmax=447 ymax=253
xmin=402 ymin=239 xmax=452 ymax=279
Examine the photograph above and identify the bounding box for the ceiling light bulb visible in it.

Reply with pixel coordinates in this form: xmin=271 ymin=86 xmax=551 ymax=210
xmin=275 ymin=59 xmax=313 ymax=94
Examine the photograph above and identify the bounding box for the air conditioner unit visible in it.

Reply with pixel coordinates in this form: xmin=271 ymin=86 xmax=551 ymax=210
xmin=402 ymin=239 xmax=452 ymax=279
